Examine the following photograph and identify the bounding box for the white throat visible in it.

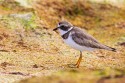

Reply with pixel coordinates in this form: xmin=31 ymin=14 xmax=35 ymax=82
xmin=58 ymin=27 xmax=73 ymax=35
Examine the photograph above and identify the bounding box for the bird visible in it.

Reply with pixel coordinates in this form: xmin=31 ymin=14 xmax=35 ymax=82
xmin=53 ymin=21 xmax=116 ymax=68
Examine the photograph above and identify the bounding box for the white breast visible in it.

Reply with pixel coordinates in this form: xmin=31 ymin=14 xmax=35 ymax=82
xmin=63 ymin=34 xmax=95 ymax=51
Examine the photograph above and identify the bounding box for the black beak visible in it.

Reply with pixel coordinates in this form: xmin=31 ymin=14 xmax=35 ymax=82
xmin=53 ymin=27 xmax=58 ymax=31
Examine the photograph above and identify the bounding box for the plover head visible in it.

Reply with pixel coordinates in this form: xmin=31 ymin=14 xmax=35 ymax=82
xmin=53 ymin=21 xmax=73 ymax=35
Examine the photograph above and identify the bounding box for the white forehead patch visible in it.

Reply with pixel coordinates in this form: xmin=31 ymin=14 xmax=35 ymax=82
xmin=57 ymin=24 xmax=60 ymax=27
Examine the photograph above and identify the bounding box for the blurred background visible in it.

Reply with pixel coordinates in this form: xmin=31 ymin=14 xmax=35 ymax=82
xmin=0 ymin=0 xmax=125 ymax=83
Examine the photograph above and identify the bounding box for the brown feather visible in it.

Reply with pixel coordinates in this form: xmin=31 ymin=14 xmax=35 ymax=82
xmin=71 ymin=27 xmax=116 ymax=51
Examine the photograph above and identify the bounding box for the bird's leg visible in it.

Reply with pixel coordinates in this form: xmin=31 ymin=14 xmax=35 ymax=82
xmin=75 ymin=51 xmax=82 ymax=68
xmin=68 ymin=51 xmax=82 ymax=68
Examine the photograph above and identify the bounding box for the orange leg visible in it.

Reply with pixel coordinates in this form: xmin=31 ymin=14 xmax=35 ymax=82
xmin=75 ymin=51 xmax=82 ymax=68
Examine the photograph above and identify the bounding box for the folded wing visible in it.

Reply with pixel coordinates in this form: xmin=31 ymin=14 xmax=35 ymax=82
xmin=71 ymin=27 xmax=116 ymax=51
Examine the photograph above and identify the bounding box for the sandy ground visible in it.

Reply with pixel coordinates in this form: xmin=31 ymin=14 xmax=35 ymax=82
xmin=0 ymin=27 xmax=124 ymax=83
xmin=0 ymin=0 xmax=125 ymax=83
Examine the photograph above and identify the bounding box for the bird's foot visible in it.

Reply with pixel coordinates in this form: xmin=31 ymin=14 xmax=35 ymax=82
xmin=67 ymin=64 xmax=79 ymax=68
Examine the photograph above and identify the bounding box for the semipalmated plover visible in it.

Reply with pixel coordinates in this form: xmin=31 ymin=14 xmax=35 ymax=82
xmin=53 ymin=21 xmax=116 ymax=68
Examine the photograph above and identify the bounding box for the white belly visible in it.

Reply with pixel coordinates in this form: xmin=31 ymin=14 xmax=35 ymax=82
xmin=63 ymin=35 xmax=95 ymax=51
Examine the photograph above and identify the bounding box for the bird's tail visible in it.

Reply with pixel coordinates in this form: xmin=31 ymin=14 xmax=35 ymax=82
xmin=104 ymin=45 xmax=116 ymax=52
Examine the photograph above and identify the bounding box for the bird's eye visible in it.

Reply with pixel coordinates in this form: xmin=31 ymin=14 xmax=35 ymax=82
xmin=60 ymin=25 xmax=68 ymax=31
